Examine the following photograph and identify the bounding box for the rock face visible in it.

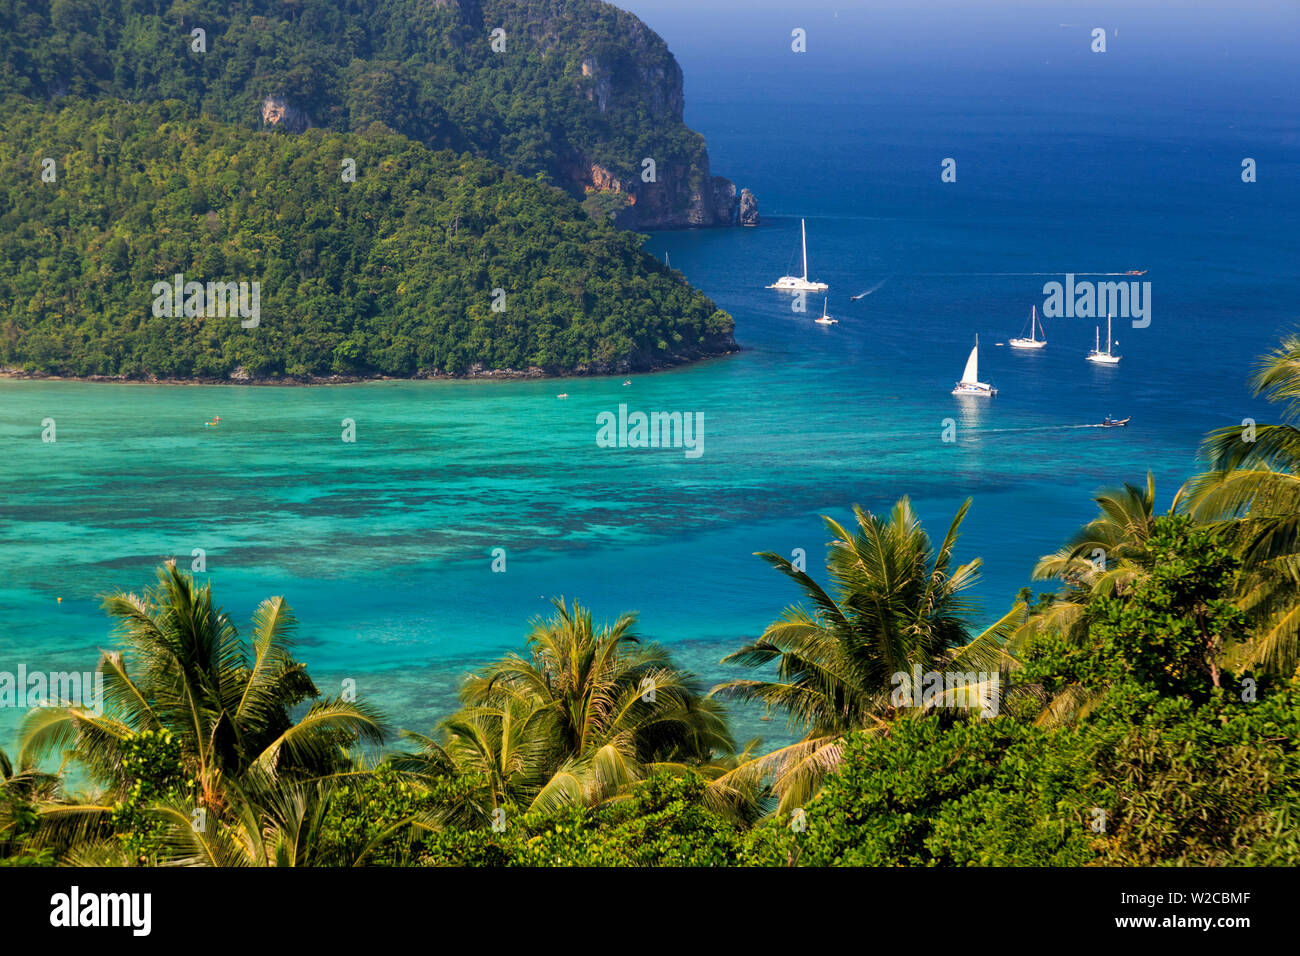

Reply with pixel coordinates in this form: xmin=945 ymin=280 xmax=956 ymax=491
xmin=704 ymin=176 xmax=738 ymax=227
xmin=271 ymin=1 xmax=755 ymax=230
xmin=550 ymin=12 xmax=753 ymax=229
xmin=260 ymin=96 xmax=310 ymax=132
xmin=607 ymin=159 xmax=740 ymax=229
xmin=739 ymin=188 xmax=760 ymax=227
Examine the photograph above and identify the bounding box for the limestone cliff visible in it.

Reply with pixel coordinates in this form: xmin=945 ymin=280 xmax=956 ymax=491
xmin=499 ymin=1 xmax=753 ymax=229
xmin=16 ymin=0 xmax=755 ymax=231
xmin=260 ymin=96 xmax=311 ymax=133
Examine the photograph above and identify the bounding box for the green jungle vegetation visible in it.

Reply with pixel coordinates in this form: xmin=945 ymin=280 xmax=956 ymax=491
xmin=4 ymin=334 xmax=1299 ymax=866
xmin=0 ymin=97 xmax=733 ymax=378
xmin=0 ymin=0 xmax=715 ymax=209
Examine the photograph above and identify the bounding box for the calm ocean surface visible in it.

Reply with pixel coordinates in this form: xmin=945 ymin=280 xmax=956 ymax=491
xmin=2 ymin=6 xmax=1297 ymax=754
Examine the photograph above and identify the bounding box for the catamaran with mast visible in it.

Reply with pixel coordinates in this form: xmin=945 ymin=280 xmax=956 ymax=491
xmin=767 ymin=218 xmax=828 ymax=292
xmin=1009 ymin=306 xmax=1046 ymax=349
xmin=1086 ymin=312 xmax=1121 ymax=364
xmin=952 ymin=335 xmax=996 ymax=396
xmin=815 ymin=298 xmax=837 ymax=324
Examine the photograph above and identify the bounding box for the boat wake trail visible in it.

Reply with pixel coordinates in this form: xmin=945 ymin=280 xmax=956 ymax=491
xmin=968 ymin=424 xmax=1109 ymax=435
xmin=913 ymin=272 xmax=1141 ymax=277
xmin=850 ymin=280 xmax=888 ymax=301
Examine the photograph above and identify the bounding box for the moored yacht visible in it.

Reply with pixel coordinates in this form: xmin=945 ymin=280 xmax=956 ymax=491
xmin=1087 ymin=313 xmax=1121 ymax=364
xmin=1009 ymin=306 xmax=1046 ymax=349
xmin=767 ymin=218 xmax=828 ymax=292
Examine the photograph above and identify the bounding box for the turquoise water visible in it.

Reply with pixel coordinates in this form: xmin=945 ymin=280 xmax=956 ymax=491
xmin=3 ymin=8 xmax=1298 ymax=755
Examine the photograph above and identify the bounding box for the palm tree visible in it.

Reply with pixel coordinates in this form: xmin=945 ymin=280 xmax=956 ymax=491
xmin=414 ymin=598 xmax=740 ymax=816
xmin=146 ymin=771 xmax=351 ymax=867
xmin=1181 ymin=333 xmax=1300 ymax=675
xmin=1017 ymin=473 xmax=1163 ymax=647
xmin=710 ymin=497 xmax=1023 ymax=814
xmin=54 ymin=768 xmax=412 ymax=867
xmin=1 ymin=747 xmax=66 ymax=862
xmin=0 ymin=747 xmax=61 ymax=804
xmin=19 ymin=562 xmax=387 ymax=817
xmin=404 ymin=694 xmax=547 ymax=815
xmin=1007 ymin=474 xmax=1174 ymax=727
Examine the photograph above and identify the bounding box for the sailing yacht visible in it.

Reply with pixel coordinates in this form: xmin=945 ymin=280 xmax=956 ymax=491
xmin=767 ymin=218 xmax=828 ymax=292
xmin=815 ymin=298 xmax=837 ymax=324
xmin=952 ymin=335 xmax=997 ymax=396
xmin=1086 ymin=313 xmax=1121 ymax=364
xmin=1009 ymin=306 xmax=1046 ymax=349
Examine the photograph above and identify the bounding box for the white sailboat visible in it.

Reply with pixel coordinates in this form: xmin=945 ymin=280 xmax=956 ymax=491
xmin=952 ymin=335 xmax=996 ymax=396
xmin=1009 ymin=305 xmax=1046 ymax=350
xmin=815 ymin=298 xmax=837 ymax=325
xmin=767 ymin=218 xmax=828 ymax=292
xmin=1086 ymin=312 xmax=1121 ymax=364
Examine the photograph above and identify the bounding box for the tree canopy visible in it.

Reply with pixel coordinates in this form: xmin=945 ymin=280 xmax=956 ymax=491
xmin=0 ymin=96 xmax=733 ymax=379
xmin=0 ymin=0 xmax=717 ymax=215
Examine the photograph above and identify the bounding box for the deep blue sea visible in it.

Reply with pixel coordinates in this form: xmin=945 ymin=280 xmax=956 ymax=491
xmin=2 ymin=2 xmax=1297 ymax=755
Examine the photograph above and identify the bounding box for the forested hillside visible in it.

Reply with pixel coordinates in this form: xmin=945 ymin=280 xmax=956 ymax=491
xmin=0 ymin=0 xmax=742 ymax=227
xmin=0 ymin=97 xmax=734 ymax=380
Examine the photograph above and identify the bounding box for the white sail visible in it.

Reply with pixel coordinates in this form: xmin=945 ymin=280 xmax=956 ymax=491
xmin=801 ymin=218 xmax=809 ymax=280
xmin=953 ymin=334 xmax=995 ymax=395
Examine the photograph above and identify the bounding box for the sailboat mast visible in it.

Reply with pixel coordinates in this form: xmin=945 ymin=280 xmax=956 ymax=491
xmin=801 ymin=219 xmax=808 ymax=280
xmin=1107 ymin=313 xmax=1113 ymax=355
